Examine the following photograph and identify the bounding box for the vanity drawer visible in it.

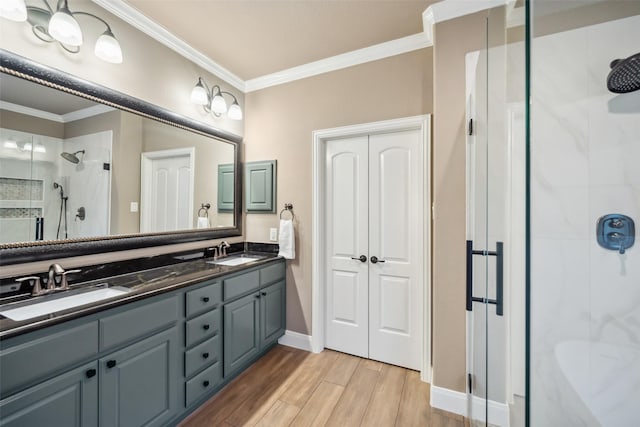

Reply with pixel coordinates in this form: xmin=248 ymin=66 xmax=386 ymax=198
xmin=0 ymin=321 xmax=98 ymax=396
xmin=185 ymin=360 xmax=222 ymax=407
xmin=185 ymin=308 xmax=220 ymax=348
xmin=100 ymin=296 xmax=179 ymax=351
xmin=260 ymin=261 xmax=285 ymax=286
xmin=223 ymin=270 xmax=259 ymax=300
xmin=186 ymin=281 xmax=222 ymax=317
xmin=185 ymin=334 xmax=221 ymax=378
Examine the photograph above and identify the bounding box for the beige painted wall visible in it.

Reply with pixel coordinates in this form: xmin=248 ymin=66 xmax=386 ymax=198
xmin=0 ymin=109 xmax=64 ymax=138
xmin=0 ymin=1 xmax=243 ymax=138
xmin=431 ymin=11 xmax=488 ymax=393
xmin=243 ymin=49 xmax=433 ymax=335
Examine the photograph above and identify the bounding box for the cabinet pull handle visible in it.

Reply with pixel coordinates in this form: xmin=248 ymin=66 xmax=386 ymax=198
xmin=351 ymin=255 xmax=367 ymax=263
xmin=106 ymin=360 xmax=117 ymax=369
xmin=203 ymin=352 xmax=209 ymax=359
xmin=203 ymin=380 xmax=210 ymax=387
xmin=261 ymin=292 xmax=267 ymax=296
xmin=86 ymin=368 xmax=97 ymax=378
xmin=370 ymin=256 xmax=385 ymax=264
xmin=255 ymin=294 xmax=261 ymax=299
xmin=202 ymin=297 xmax=210 ymax=302
xmin=203 ymin=324 xmax=210 ymax=330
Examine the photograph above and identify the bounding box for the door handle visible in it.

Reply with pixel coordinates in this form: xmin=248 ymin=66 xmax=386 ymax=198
xmin=370 ymin=256 xmax=385 ymax=264
xmin=466 ymin=240 xmax=503 ymax=316
xmin=351 ymin=255 xmax=367 ymax=263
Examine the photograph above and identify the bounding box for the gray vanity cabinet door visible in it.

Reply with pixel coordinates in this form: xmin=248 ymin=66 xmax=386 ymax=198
xmin=99 ymin=327 xmax=178 ymax=427
xmin=223 ymin=293 xmax=260 ymax=377
xmin=260 ymin=280 xmax=286 ymax=348
xmin=0 ymin=361 xmax=98 ymax=427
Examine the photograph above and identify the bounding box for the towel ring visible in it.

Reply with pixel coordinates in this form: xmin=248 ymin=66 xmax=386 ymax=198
xmin=198 ymin=203 xmax=211 ymax=218
xmin=279 ymin=203 xmax=294 ymax=220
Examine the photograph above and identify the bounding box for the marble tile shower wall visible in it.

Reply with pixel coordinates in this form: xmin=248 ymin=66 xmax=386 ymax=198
xmin=530 ymin=15 xmax=640 ymax=426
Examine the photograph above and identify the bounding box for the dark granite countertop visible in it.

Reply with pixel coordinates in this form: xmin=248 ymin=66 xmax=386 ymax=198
xmin=0 ymin=247 xmax=282 ymax=340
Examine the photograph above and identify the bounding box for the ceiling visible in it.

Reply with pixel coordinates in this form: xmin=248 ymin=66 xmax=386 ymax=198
xmin=125 ymin=0 xmax=435 ymax=81
xmin=0 ymin=74 xmax=97 ymax=116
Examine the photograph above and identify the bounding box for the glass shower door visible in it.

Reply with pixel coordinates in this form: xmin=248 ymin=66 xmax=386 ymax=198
xmin=466 ymin=6 xmax=526 ymax=426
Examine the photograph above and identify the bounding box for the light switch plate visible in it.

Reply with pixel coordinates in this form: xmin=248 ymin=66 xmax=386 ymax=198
xmin=269 ymin=228 xmax=278 ymax=242
xmin=130 ymin=202 xmax=139 ymax=213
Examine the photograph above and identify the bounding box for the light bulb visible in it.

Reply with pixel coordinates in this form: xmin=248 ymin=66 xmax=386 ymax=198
xmin=95 ymin=31 xmax=123 ymax=64
xmin=228 ymin=102 xmax=243 ymax=120
xmin=191 ymin=81 xmax=209 ymax=105
xmin=211 ymin=93 xmax=227 ymax=115
xmin=48 ymin=7 xmax=83 ymax=47
xmin=0 ymin=0 xmax=27 ymax=22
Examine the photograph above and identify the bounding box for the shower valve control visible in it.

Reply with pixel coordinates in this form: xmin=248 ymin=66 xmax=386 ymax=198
xmin=597 ymin=214 xmax=635 ymax=254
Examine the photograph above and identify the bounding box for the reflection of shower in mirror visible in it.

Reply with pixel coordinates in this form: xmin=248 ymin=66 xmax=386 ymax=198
xmin=60 ymin=149 xmax=85 ymax=164
xmin=53 ymin=181 xmax=69 ymax=239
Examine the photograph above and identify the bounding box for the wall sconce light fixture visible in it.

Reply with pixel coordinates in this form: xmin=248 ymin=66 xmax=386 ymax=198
xmin=0 ymin=0 xmax=123 ymax=64
xmin=191 ymin=77 xmax=243 ymax=121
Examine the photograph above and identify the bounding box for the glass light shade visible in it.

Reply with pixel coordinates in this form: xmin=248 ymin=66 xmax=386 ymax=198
xmin=95 ymin=32 xmax=123 ymax=64
xmin=23 ymin=142 xmax=33 ymax=151
xmin=211 ymin=94 xmax=227 ymax=115
xmin=48 ymin=8 xmax=83 ymax=46
xmin=3 ymin=140 xmax=18 ymax=149
xmin=228 ymin=102 xmax=243 ymax=121
xmin=0 ymin=0 xmax=27 ymax=22
xmin=190 ymin=84 xmax=209 ymax=105
xmin=33 ymin=144 xmax=46 ymax=153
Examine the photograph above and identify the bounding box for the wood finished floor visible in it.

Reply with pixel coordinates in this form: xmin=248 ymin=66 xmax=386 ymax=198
xmin=180 ymin=345 xmax=466 ymax=427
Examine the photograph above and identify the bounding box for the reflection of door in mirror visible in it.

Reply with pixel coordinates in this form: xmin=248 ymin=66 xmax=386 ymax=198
xmin=140 ymin=148 xmax=195 ymax=233
xmin=0 ymin=127 xmax=111 ymax=243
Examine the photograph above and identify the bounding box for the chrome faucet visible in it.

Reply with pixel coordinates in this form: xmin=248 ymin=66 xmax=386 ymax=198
xmin=47 ymin=264 xmax=64 ymax=290
xmin=218 ymin=241 xmax=230 ymax=257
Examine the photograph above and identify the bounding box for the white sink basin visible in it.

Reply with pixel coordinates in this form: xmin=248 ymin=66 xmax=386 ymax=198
xmin=207 ymin=255 xmax=266 ymax=266
xmin=0 ymin=287 xmax=130 ymax=321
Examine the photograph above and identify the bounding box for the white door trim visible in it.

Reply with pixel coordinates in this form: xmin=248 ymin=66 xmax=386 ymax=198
xmin=312 ymin=115 xmax=432 ymax=382
xmin=140 ymin=147 xmax=195 ymax=233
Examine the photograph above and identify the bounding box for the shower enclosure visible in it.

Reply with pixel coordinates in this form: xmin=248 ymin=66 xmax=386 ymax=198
xmin=467 ymin=1 xmax=639 ymax=426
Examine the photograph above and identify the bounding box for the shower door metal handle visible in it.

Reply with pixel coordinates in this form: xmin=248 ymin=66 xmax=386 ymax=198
xmin=466 ymin=240 xmax=503 ymax=316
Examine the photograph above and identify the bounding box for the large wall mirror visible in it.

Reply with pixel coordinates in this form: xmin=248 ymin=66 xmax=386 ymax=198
xmin=0 ymin=50 xmax=242 ymax=265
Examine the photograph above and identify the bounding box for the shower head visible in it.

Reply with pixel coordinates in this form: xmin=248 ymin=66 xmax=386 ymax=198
xmin=60 ymin=150 xmax=85 ymax=164
xmin=53 ymin=182 xmax=64 ymax=195
xmin=607 ymin=52 xmax=640 ymax=94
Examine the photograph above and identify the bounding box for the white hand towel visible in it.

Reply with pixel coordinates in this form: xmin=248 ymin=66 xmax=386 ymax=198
xmin=197 ymin=217 xmax=210 ymax=229
xmin=278 ymin=219 xmax=295 ymax=259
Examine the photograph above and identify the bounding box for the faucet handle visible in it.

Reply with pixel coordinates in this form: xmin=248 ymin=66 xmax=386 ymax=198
xmin=59 ymin=269 xmax=81 ymax=290
xmin=15 ymin=276 xmax=44 ymax=296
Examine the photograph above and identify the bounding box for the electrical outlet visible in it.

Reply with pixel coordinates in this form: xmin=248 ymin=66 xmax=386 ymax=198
xmin=269 ymin=228 xmax=278 ymax=242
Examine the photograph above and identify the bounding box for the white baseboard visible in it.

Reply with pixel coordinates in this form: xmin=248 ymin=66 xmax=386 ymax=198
xmin=430 ymin=385 xmax=511 ymax=427
xmin=278 ymin=330 xmax=313 ymax=352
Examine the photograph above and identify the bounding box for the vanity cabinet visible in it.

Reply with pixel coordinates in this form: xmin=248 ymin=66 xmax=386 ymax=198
xmin=0 ymin=258 xmax=286 ymax=426
xmin=0 ymin=361 xmax=98 ymax=427
xmin=0 ymin=295 xmax=180 ymax=427
xmin=100 ymin=328 xmax=179 ymax=427
xmin=223 ymin=264 xmax=286 ymax=378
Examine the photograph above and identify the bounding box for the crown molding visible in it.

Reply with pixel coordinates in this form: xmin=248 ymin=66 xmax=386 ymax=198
xmin=62 ymin=104 xmax=115 ymax=123
xmin=1 ymin=100 xmax=115 ymax=123
xmin=245 ymin=32 xmax=432 ymax=93
xmin=92 ymin=0 xmax=245 ymax=92
xmin=423 ymin=0 xmax=516 ymax=41
xmin=92 ymin=0 xmax=522 ymax=94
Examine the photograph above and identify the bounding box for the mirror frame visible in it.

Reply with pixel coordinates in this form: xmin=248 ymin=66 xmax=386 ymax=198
xmin=0 ymin=49 xmax=243 ymax=265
